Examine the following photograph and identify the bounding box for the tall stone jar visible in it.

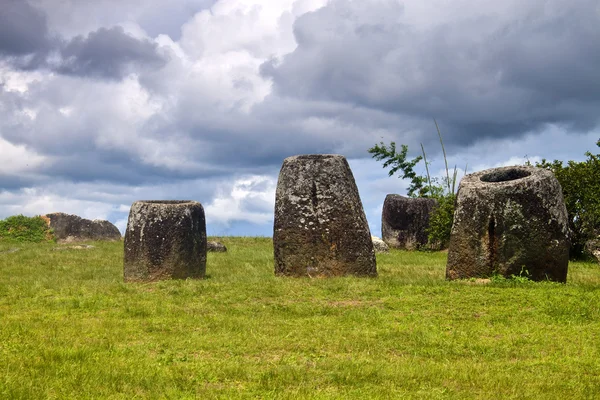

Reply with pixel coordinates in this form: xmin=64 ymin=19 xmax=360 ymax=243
xmin=273 ymin=154 xmax=377 ymax=277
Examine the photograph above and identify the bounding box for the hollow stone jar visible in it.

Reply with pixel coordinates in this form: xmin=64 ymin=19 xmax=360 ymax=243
xmin=273 ymin=154 xmax=377 ymax=277
xmin=446 ymin=166 xmax=570 ymax=282
xmin=124 ymin=200 xmax=207 ymax=282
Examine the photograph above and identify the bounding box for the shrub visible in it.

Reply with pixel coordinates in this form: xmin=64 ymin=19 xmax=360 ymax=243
xmin=530 ymin=140 xmax=600 ymax=259
xmin=0 ymin=215 xmax=54 ymax=243
xmin=425 ymin=193 xmax=456 ymax=249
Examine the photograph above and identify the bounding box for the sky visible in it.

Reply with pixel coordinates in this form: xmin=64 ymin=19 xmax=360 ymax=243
xmin=1 ymin=0 xmax=599 ymax=237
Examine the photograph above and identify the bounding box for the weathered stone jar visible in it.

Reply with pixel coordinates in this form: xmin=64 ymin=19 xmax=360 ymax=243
xmin=273 ymin=154 xmax=377 ymax=277
xmin=381 ymin=194 xmax=437 ymax=250
xmin=124 ymin=200 xmax=207 ymax=282
xmin=446 ymin=166 xmax=570 ymax=282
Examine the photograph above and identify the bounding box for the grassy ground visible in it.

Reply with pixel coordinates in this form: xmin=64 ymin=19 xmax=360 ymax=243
xmin=1 ymin=237 xmax=599 ymax=399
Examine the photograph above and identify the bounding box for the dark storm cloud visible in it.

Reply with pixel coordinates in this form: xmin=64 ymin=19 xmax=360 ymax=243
xmin=41 ymin=149 xmax=233 ymax=187
xmin=262 ymin=0 xmax=600 ymax=149
xmin=0 ymin=1 xmax=167 ymax=79
xmin=57 ymin=26 xmax=168 ymax=79
xmin=0 ymin=0 xmax=50 ymax=56
xmin=0 ymin=174 xmax=42 ymax=191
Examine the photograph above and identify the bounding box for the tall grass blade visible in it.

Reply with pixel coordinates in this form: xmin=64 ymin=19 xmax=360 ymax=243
xmin=451 ymin=164 xmax=458 ymax=195
xmin=420 ymin=143 xmax=433 ymax=194
xmin=434 ymin=118 xmax=451 ymax=193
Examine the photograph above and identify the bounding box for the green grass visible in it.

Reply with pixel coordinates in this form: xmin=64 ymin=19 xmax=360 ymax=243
xmin=1 ymin=238 xmax=600 ymax=399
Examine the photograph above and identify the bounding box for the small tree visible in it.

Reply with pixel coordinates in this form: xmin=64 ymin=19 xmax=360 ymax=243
xmin=367 ymin=141 xmax=429 ymax=197
xmin=530 ymin=140 xmax=600 ymax=259
xmin=368 ymin=120 xmax=464 ymax=249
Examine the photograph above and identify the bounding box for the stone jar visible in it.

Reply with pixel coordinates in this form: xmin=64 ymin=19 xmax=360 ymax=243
xmin=124 ymin=200 xmax=207 ymax=282
xmin=446 ymin=166 xmax=570 ymax=282
xmin=273 ymin=154 xmax=377 ymax=277
xmin=381 ymin=194 xmax=437 ymax=250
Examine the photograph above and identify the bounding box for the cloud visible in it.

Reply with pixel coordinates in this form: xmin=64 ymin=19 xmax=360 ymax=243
xmin=263 ymin=0 xmax=600 ymax=150
xmin=0 ymin=136 xmax=46 ymax=172
xmin=204 ymin=175 xmax=277 ymax=227
xmin=0 ymin=187 xmax=126 ymax=223
xmin=57 ymin=26 xmax=168 ymax=79
xmin=0 ymin=0 xmax=51 ymax=56
xmin=31 ymin=0 xmax=216 ymax=41
xmin=0 ymin=1 xmax=168 ymax=80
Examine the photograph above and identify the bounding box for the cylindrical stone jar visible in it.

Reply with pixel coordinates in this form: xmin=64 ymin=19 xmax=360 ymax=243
xmin=446 ymin=166 xmax=570 ymax=282
xmin=273 ymin=154 xmax=377 ymax=277
xmin=124 ymin=200 xmax=207 ymax=282
xmin=381 ymin=194 xmax=438 ymax=250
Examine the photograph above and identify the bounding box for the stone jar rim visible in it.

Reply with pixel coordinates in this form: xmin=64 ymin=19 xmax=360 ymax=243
xmin=134 ymin=200 xmax=198 ymax=205
xmin=285 ymin=154 xmax=344 ymax=161
xmin=461 ymin=166 xmax=550 ymax=187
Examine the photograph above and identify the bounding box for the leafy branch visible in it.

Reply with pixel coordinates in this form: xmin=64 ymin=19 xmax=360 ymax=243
xmin=367 ymin=142 xmax=429 ymax=197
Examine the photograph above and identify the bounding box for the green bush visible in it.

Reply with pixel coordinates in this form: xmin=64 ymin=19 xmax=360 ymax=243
xmin=425 ymin=193 xmax=456 ymax=249
xmin=0 ymin=215 xmax=54 ymax=243
xmin=530 ymin=140 xmax=600 ymax=259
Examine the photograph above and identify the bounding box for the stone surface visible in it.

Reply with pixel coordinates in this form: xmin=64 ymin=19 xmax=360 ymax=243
xmin=273 ymin=154 xmax=377 ymax=277
xmin=381 ymin=195 xmax=437 ymax=250
xmin=44 ymin=212 xmax=121 ymax=242
xmin=446 ymin=165 xmax=570 ymax=282
xmin=124 ymin=200 xmax=207 ymax=282
xmin=207 ymin=241 xmax=227 ymax=252
xmin=371 ymin=236 xmax=389 ymax=253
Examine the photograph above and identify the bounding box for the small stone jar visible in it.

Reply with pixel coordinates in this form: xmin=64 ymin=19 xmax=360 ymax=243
xmin=124 ymin=200 xmax=207 ymax=282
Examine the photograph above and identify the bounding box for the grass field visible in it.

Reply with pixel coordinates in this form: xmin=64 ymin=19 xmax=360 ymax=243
xmin=1 ymin=237 xmax=600 ymax=399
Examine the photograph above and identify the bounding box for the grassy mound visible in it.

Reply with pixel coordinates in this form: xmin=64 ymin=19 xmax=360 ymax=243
xmin=0 ymin=214 xmax=54 ymax=243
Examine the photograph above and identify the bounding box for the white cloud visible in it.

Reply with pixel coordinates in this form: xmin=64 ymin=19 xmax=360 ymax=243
xmin=0 ymin=188 xmax=123 ymax=221
xmin=180 ymin=0 xmax=326 ymax=59
xmin=204 ymin=175 xmax=276 ymax=226
xmin=0 ymin=62 xmax=45 ymax=93
xmin=0 ymin=137 xmax=47 ymax=174
xmin=163 ymin=0 xmax=329 ymax=112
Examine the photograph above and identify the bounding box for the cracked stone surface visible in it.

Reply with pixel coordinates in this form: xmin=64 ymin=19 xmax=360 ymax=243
xmin=273 ymin=154 xmax=376 ymax=277
xmin=446 ymin=165 xmax=570 ymax=282
xmin=124 ymin=200 xmax=207 ymax=282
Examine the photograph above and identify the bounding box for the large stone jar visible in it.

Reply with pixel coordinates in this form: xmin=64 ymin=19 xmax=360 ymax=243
xmin=124 ymin=200 xmax=207 ymax=282
xmin=381 ymin=194 xmax=437 ymax=250
xmin=273 ymin=154 xmax=377 ymax=277
xmin=446 ymin=166 xmax=570 ymax=282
